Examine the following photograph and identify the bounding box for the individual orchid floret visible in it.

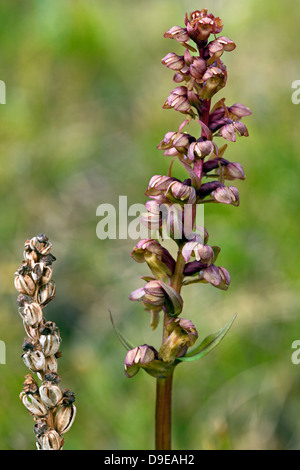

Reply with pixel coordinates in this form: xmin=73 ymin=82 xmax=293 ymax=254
xmin=157 ymin=131 xmax=194 ymax=157
xmin=217 ymin=162 xmax=245 ymax=181
xmin=228 ymin=103 xmax=252 ymax=119
xmin=124 ymin=344 xmax=158 ymax=378
xmin=130 ymin=280 xmax=183 ymax=317
xmin=185 ymin=9 xmax=223 ymax=42
xmin=163 ymin=86 xmax=193 ymax=114
xmin=218 ymin=119 xmax=249 ymax=142
xmin=158 ymin=318 xmax=198 ymax=363
xmin=131 ymin=239 xmax=175 ymax=280
xmin=202 ymin=158 xmax=245 ymax=181
xmin=163 ymin=25 xmax=191 ymax=48
xmin=145 ymin=175 xmax=178 ymax=198
xmin=161 ymin=52 xmax=186 ymax=71
xmin=189 ymin=57 xmax=207 ymax=82
xmin=183 ymin=262 xmax=231 ymax=291
xmin=199 ymin=65 xmax=227 ymax=100
xmin=165 ymin=180 xmax=196 ymax=205
xmin=187 ymin=139 xmax=215 ymax=161
xmin=211 ymin=185 xmax=240 ymax=206
xmin=207 ymin=36 xmax=236 ymax=63
xmin=182 ymin=239 xmax=215 ymax=264
xmin=199 ymin=265 xmax=231 ymax=290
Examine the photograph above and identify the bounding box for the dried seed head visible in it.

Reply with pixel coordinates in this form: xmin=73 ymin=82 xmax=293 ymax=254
xmin=19 ymin=302 xmax=43 ymax=328
xmin=20 ymin=392 xmax=48 ymax=417
xmin=32 ymin=263 xmax=52 ymax=285
xmin=37 ymin=281 xmax=56 ymax=306
xmin=14 ymin=272 xmax=35 ymax=296
xmin=22 ymin=350 xmax=46 ymax=372
xmin=39 ymin=382 xmax=63 ymax=408
xmin=29 ymin=234 xmax=52 ymax=256
xmin=40 ymin=429 xmax=63 ymax=450
xmin=39 ymin=331 xmax=61 ymax=357
xmin=22 ymin=374 xmax=39 ymax=395
xmin=54 ymin=404 xmax=77 ymax=434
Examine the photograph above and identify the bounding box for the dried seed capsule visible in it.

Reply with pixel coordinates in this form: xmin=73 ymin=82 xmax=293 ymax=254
xmin=20 ymin=392 xmax=48 ymax=417
xmin=14 ymin=273 xmax=35 ymax=296
xmin=37 ymin=281 xmax=56 ymax=306
xmin=39 ymin=382 xmax=63 ymax=408
xmin=54 ymin=404 xmax=77 ymax=434
xmin=22 ymin=350 xmax=46 ymax=372
xmin=39 ymin=332 xmax=61 ymax=356
xmin=19 ymin=302 xmax=43 ymax=327
xmin=30 ymin=234 xmax=52 ymax=256
xmin=41 ymin=429 xmax=63 ymax=450
xmin=37 ymin=355 xmax=58 ymax=381
xmin=32 ymin=263 xmax=52 ymax=285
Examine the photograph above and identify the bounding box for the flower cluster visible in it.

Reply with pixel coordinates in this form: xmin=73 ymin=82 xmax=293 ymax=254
xmin=15 ymin=234 xmax=76 ymax=450
xmin=124 ymin=9 xmax=251 ymax=378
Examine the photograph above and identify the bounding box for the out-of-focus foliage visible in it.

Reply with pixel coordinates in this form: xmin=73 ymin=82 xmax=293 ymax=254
xmin=0 ymin=0 xmax=300 ymax=450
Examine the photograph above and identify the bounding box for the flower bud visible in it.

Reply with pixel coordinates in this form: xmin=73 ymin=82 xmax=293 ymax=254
xmin=20 ymin=392 xmax=48 ymax=417
xmin=19 ymin=302 xmax=43 ymax=327
xmin=54 ymin=405 xmax=77 ymax=434
xmin=40 ymin=429 xmax=63 ymax=450
xmin=39 ymin=382 xmax=63 ymax=408
xmin=22 ymin=350 xmax=46 ymax=372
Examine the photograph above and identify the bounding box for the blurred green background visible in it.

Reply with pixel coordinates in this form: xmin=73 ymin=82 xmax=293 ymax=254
xmin=0 ymin=0 xmax=300 ymax=450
